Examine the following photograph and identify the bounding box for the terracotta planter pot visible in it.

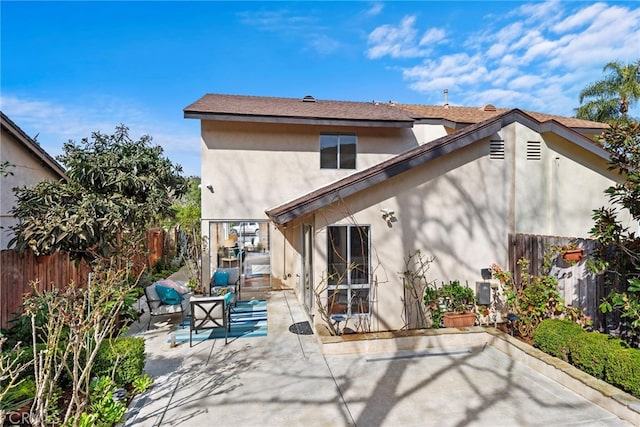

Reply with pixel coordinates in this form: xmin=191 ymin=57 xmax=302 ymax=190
xmin=443 ymin=312 xmax=476 ymax=328
xmin=562 ymin=248 xmax=584 ymax=262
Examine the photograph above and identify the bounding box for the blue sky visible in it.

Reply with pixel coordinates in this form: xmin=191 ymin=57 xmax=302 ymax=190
xmin=2 ymin=1 xmax=639 ymax=177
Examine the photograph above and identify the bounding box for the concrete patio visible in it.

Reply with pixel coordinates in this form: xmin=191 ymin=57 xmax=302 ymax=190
xmin=124 ymin=285 xmax=637 ymax=427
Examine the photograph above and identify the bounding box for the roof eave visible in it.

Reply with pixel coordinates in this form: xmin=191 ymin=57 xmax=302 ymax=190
xmin=184 ymin=111 xmax=414 ymax=128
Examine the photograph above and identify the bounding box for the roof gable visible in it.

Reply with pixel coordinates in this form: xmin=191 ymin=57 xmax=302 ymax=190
xmin=0 ymin=111 xmax=66 ymax=179
xmin=265 ymin=109 xmax=609 ymax=225
xmin=184 ymin=93 xmax=415 ymax=128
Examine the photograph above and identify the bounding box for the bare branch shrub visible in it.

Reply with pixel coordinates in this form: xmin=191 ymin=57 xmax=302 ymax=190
xmin=24 ymin=263 xmax=139 ymax=426
xmin=401 ymin=250 xmax=437 ymax=329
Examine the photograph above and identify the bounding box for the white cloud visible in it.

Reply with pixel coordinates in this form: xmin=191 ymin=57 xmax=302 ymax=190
xmin=238 ymin=8 xmax=341 ymax=56
xmin=367 ymin=15 xmax=445 ymax=59
xmin=551 ymin=2 xmax=607 ymax=33
xmin=508 ymin=74 xmax=545 ymax=90
xmin=419 ymin=28 xmax=446 ymax=46
xmin=306 ymin=34 xmax=342 ymax=55
xmin=365 ymin=2 xmax=384 ymax=16
xmin=486 ymin=43 xmax=507 ymax=59
xmin=403 ymin=53 xmax=489 ymax=93
xmin=513 ymin=0 xmax=565 ymax=28
xmin=487 ymin=66 xmax=519 ymax=87
xmin=371 ymin=1 xmax=640 ymax=117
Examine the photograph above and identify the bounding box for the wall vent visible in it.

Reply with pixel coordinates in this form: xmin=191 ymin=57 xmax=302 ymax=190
xmin=527 ymin=141 xmax=541 ymax=160
xmin=490 ymin=140 xmax=505 ymax=160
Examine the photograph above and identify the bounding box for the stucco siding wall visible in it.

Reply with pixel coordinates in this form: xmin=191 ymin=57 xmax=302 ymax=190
xmin=0 ymin=132 xmax=61 ymax=249
xmin=200 ymin=117 xmax=622 ymax=334
xmin=200 ymin=121 xmax=418 ymax=220
xmin=510 ymin=122 xmax=622 ymax=238
xmin=299 ymin=136 xmax=509 ymax=332
xmin=411 ymin=123 xmax=449 ymax=144
xmin=299 ymin=125 xmax=623 ymax=333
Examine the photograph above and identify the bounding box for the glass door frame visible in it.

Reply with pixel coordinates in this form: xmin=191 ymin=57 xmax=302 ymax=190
xmin=302 ymin=224 xmax=313 ymax=314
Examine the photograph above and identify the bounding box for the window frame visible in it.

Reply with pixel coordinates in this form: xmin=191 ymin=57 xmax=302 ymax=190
xmin=320 ymin=133 xmax=357 ymax=170
xmin=326 ymin=224 xmax=371 ymax=318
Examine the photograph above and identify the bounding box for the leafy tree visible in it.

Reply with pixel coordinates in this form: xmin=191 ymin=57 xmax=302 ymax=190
xmin=0 ymin=161 xmax=14 ymax=177
xmin=170 ymin=177 xmax=204 ymax=289
xmin=9 ymin=125 xmax=187 ymax=262
xmin=576 ymin=60 xmax=640 ymax=123
xmin=590 ymin=121 xmax=640 ymax=345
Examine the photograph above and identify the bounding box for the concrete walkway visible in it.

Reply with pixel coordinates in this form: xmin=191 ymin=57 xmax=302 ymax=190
xmin=124 ymin=289 xmax=633 ymax=427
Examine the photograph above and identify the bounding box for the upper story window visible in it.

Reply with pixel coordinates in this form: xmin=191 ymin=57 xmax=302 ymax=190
xmin=320 ymin=134 xmax=357 ymax=169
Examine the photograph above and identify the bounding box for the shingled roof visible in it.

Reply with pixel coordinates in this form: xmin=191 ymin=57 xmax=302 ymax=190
xmin=265 ymin=109 xmax=609 ymax=225
xmin=184 ymin=94 xmax=415 ymax=127
xmin=396 ymin=104 xmax=608 ymax=131
xmin=185 ymin=93 xmax=608 ymax=133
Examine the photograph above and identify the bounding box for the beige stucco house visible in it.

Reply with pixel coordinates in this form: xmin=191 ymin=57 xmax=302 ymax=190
xmin=185 ymin=94 xmax=619 ymax=334
xmin=0 ymin=112 xmax=66 ymax=249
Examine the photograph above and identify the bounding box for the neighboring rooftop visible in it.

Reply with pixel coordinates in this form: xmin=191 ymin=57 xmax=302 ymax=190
xmin=396 ymin=103 xmax=609 ymax=132
xmin=0 ymin=111 xmax=67 ymax=179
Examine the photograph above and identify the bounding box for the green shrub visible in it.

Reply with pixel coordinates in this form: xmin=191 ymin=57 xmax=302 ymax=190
xmin=132 ymin=374 xmax=154 ymax=394
xmin=605 ymin=347 xmax=640 ymax=398
xmin=92 ymin=337 xmax=145 ymax=387
xmin=567 ymin=332 xmax=626 ymax=379
xmin=0 ymin=377 xmax=35 ymax=411
xmin=533 ymin=319 xmax=584 ymax=362
xmin=75 ymin=377 xmax=127 ymax=426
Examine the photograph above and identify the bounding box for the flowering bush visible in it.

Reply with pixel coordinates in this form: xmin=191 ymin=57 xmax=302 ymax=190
xmin=491 ymin=259 xmax=588 ymax=340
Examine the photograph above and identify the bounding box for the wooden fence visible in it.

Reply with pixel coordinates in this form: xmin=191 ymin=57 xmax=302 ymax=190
xmin=0 ymin=250 xmax=91 ymax=329
xmin=508 ymin=233 xmax=603 ymax=326
xmin=0 ymin=227 xmax=178 ymax=329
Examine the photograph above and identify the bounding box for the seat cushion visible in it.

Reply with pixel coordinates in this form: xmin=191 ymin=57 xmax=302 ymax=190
xmin=213 ymin=271 xmax=229 ymax=286
xmin=156 ymin=279 xmax=189 ymax=295
xmin=214 ymin=267 xmax=239 ymax=285
xmin=155 ymin=284 xmax=182 ymax=305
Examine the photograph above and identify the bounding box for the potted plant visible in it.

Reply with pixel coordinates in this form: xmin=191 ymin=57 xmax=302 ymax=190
xmin=561 ymin=247 xmax=584 ymax=262
xmin=439 ymin=280 xmax=477 ymax=328
xmin=187 ymin=278 xmax=203 ymax=294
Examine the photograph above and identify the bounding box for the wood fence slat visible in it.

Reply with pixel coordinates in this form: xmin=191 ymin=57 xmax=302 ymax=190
xmin=507 ymin=233 xmax=601 ymax=328
xmin=0 ymin=250 xmax=91 ymax=329
xmin=1 ymin=228 xmax=178 ymax=329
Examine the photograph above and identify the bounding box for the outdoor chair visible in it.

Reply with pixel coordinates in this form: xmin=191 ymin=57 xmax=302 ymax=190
xmin=144 ymin=280 xmax=192 ymax=329
xmin=210 ymin=266 xmax=241 ymax=303
xmin=190 ymin=295 xmax=231 ymax=346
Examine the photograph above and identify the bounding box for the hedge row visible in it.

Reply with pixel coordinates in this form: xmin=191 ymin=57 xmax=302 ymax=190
xmin=2 ymin=337 xmax=144 ymax=383
xmin=533 ymin=319 xmax=640 ymax=398
xmin=92 ymin=337 xmax=145 ymax=387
